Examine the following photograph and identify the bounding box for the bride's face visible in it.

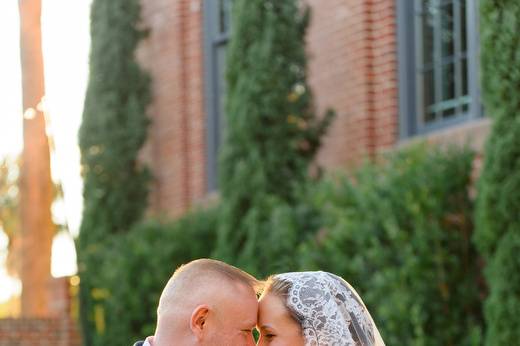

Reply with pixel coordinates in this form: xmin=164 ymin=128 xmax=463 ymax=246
xmin=257 ymin=292 xmax=305 ymax=346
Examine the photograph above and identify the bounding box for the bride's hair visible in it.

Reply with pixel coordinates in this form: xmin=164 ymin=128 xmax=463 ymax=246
xmin=261 ymin=276 xmax=304 ymax=326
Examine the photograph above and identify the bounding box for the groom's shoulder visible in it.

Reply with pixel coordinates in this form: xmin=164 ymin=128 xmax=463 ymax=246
xmin=133 ymin=342 xmax=144 ymax=346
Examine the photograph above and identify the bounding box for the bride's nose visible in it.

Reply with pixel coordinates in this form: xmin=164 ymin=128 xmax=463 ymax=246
xmin=245 ymin=332 xmax=257 ymax=346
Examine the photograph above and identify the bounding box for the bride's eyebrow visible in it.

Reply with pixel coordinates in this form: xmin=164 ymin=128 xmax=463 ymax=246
xmin=259 ymin=324 xmax=274 ymax=330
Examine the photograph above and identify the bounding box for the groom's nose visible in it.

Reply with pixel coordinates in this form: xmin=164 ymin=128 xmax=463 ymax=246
xmin=245 ymin=333 xmax=256 ymax=346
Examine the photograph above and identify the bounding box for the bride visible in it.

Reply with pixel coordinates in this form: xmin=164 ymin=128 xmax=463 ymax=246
xmin=257 ymin=271 xmax=385 ymax=346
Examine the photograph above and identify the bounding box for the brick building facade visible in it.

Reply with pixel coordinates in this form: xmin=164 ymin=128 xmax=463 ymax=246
xmin=0 ymin=277 xmax=80 ymax=345
xmin=0 ymin=318 xmax=80 ymax=346
xmin=139 ymin=0 xmax=489 ymax=217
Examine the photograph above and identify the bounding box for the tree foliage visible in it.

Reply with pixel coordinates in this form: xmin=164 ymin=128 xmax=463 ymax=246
xmin=474 ymin=1 xmax=520 ymax=344
xmin=215 ymin=0 xmax=333 ymax=277
xmin=76 ymin=0 xmax=151 ymax=343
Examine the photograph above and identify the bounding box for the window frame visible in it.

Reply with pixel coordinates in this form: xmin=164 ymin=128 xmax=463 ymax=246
xmin=397 ymin=0 xmax=482 ymax=138
xmin=203 ymin=0 xmax=231 ymax=191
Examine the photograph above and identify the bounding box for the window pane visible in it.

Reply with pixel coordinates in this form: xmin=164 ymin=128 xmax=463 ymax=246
xmin=219 ymin=0 xmax=231 ymax=34
xmin=423 ymin=69 xmax=436 ymax=123
xmin=425 ymin=109 xmax=437 ymax=123
xmin=461 ymin=57 xmax=468 ymax=96
xmin=422 ymin=5 xmax=435 ymax=65
xmin=442 ymin=106 xmax=456 ymax=118
xmin=423 ymin=69 xmax=435 ymax=108
xmin=442 ymin=62 xmax=456 ymax=101
xmin=440 ymin=2 xmax=454 ymax=59
xmin=420 ymin=0 xmax=436 ymax=13
xmin=441 ymin=63 xmax=457 ymax=119
xmin=460 ymin=0 xmax=467 ymax=52
xmin=216 ymin=43 xmax=228 ymax=139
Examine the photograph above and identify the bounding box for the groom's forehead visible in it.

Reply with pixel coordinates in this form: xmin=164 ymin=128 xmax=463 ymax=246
xmin=223 ymin=283 xmax=258 ymax=315
xmin=233 ymin=285 xmax=258 ymax=307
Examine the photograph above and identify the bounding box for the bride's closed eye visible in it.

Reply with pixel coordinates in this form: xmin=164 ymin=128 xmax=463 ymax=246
xmin=263 ymin=331 xmax=276 ymax=339
xmin=259 ymin=326 xmax=275 ymax=338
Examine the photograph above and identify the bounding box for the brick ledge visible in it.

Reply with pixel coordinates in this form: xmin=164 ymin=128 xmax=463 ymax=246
xmin=398 ymin=118 xmax=491 ymax=153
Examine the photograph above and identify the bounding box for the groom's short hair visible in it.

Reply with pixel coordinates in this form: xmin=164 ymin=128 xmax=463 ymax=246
xmin=158 ymin=258 xmax=261 ymax=315
xmin=174 ymin=258 xmax=260 ymax=291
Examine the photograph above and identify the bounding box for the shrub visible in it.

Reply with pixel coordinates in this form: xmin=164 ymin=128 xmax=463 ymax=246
xmin=301 ymin=145 xmax=483 ymax=345
xmin=474 ymin=1 xmax=520 ymax=344
xmin=94 ymin=207 xmax=218 ymax=345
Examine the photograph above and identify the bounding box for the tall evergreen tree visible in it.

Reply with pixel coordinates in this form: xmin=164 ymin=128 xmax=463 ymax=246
xmin=474 ymin=1 xmax=520 ymax=344
xmin=77 ymin=0 xmax=150 ymax=344
xmin=215 ymin=0 xmax=333 ymax=276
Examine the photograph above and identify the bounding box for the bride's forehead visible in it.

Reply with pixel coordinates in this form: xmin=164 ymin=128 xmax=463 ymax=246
xmin=258 ymin=293 xmax=294 ymax=321
xmin=259 ymin=292 xmax=285 ymax=309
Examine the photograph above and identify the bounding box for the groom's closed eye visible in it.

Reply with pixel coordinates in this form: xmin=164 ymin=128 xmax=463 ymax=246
xmin=241 ymin=324 xmax=256 ymax=335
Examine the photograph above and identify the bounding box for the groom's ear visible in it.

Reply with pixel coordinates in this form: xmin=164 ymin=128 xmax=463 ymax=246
xmin=190 ymin=305 xmax=210 ymax=339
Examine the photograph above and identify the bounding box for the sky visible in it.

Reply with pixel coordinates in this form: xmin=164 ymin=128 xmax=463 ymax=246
xmin=0 ymin=0 xmax=92 ymax=304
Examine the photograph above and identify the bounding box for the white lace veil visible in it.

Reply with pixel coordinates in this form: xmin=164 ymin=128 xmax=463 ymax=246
xmin=274 ymin=271 xmax=385 ymax=346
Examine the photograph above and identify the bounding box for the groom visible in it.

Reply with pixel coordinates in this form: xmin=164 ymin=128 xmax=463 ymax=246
xmin=133 ymin=259 xmax=261 ymax=346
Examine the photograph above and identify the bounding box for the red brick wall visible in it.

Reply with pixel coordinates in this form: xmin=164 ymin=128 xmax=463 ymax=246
xmin=139 ymin=0 xmax=206 ymax=217
xmin=139 ymin=1 xmax=491 ymax=217
xmin=0 ymin=318 xmax=80 ymax=346
xmin=306 ymin=0 xmax=398 ymax=169
xmin=0 ymin=277 xmax=79 ymax=345
xmin=48 ymin=277 xmax=73 ymax=318
xmin=140 ymin=0 xmax=399 ymax=215
xmin=369 ymin=0 xmax=399 ymax=154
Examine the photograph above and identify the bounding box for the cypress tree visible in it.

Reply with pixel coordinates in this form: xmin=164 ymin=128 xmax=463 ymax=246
xmin=77 ymin=0 xmax=150 ymax=344
xmin=474 ymin=1 xmax=520 ymax=344
xmin=215 ymin=0 xmax=333 ymax=276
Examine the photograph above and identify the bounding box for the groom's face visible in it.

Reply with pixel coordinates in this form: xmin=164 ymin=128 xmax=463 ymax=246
xmin=203 ymin=283 xmax=258 ymax=346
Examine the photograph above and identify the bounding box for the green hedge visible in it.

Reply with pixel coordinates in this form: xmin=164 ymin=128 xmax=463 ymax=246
xmin=86 ymin=145 xmax=484 ymax=345
xmin=301 ymin=145 xmax=483 ymax=346
xmin=474 ymin=1 xmax=520 ymax=344
xmin=93 ymin=207 xmax=218 ymax=345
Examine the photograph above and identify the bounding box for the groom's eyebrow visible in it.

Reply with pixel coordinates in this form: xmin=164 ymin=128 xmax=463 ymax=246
xmin=243 ymin=320 xmax=256 ymax=329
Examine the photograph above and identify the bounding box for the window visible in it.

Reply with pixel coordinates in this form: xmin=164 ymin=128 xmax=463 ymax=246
xmin=203 ymin=0 xmax=232 ymax=191
xmin=397 ymin=0 xmax=481 ymax=137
